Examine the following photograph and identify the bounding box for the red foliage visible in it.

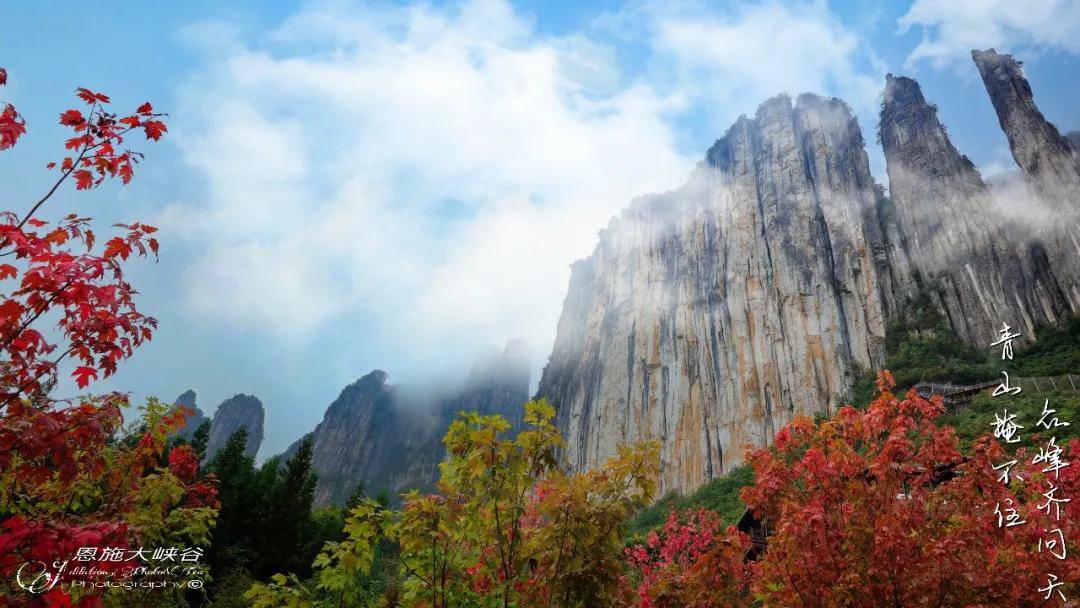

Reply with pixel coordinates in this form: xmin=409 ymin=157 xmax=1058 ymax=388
xmin=183 ymin=478 xmax=221 ymax=510
xmin=0 ymin=395 xmax=124 ymax=485
xmin=0 ymin=516 xmax=130 ymax=576
xmin=619 ymin=509 xmax=752 ymax=608
xmin=0 ymin=75 xmax=165 ymax=402
xmin=0 ymin=67 xmax=202 ymax=607
xmin=741 ymin=371 xmax=1079 ymax=607
xmin=168 ymin=444 xmax=199 ymax=482
xmin=47 ymin=87 xmax=165 ymax=189
xmin=0 ymin=70 xmax=25 ymax=151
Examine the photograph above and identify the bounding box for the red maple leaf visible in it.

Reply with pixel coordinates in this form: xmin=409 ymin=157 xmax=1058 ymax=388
xmin=59 ymin=109 xmax=85 ymax=127
xmin=73 ymin=169 xmax=94 ymax=190
xmin=75 ymin=87 xmax=110 ymax=105
xmin=142 ymin=120 xmax=167 ymax=141
xmin=72 ymin=366 xmax=98 ymax=389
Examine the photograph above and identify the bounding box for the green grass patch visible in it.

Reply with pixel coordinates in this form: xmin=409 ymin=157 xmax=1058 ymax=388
xmin=626 ymin=465 xmax=753 ymax=539
xmin=937 ymin=391 xmax=1079 ymax=453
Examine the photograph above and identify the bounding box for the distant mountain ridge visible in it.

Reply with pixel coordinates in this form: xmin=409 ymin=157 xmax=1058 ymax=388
xmin=281 ymin=340 xmax=530 ymax=506
xmin=174 ymin=391 xmax=266 ymax=462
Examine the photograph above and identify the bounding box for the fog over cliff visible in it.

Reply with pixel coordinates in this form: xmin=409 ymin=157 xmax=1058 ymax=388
xmin=535 ymin=49 xmax=1080 ymax=494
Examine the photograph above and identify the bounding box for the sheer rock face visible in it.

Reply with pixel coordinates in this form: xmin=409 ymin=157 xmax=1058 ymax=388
xmin=972 ymin=50 xmax=1080 ymax=210
xmin=973 ymin=49 xmax=1080 ymax=310
xmin=538 ymin=94 xmax=892 ymax=494
xmin=205 ymin=394 xmax=265 ymax=461
xmin=173 ymin=389 xmax=208 ymax=440
xmin=538 ymin=65 xmax=1080 ymax=495
xmin=879 ymin=74 xmax=1070 ymax=344
xmin=294 ymin=342 xmax=531 ymax=506
xmin=295 ymin=370 xmax=401 ymax=505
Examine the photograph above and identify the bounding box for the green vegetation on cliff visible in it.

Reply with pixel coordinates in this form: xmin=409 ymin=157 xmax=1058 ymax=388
xmin=627 ymin=465 xmax=753 ymax=537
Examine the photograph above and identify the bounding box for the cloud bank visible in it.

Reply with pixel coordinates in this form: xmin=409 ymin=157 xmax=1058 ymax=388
xmin=173 ymin=0 xmax=692 ymax=364
xmin=647 ymin=0 xmax=884 ymax=119
xmin=166 ymin=0 xmax=890 ymax=380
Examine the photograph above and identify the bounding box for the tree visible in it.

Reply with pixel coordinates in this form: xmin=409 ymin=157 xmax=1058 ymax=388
xmin=618 ymin=508 xmax=751 ymax=608
xmin=346 ymin=481 xmax=366 ymax=511
xmin=246 ymin=399 xmax=660 ymax=608
xmin=191 ymin=419 xmax=212 ymax=462
xmin=741 ymin=371 xmax=1079 ymax=607
xmin=256 ymin=437 xmax=318 ymax=579
xmin=207 ymin=428 xmax=258 ymax=578
xmin=0 ymin=68 xmax=216 ymax=608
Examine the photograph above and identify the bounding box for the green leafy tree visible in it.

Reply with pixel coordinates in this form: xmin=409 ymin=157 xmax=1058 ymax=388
xmin=247 ymin=399 xmax=660 ymax=608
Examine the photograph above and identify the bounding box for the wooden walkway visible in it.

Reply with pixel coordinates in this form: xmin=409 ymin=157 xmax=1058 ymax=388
xmin=914 ymin=374 xmax=1080 ymax=408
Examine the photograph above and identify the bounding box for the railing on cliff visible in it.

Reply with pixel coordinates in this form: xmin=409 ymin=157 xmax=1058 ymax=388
xmin=913 ymin=375 xmax=1080 ymax=409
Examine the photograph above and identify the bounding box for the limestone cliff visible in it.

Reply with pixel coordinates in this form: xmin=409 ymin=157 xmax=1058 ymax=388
xmin=536 ymin=56 xmax=1080 ymax=495
xmin=538 ymin=94 xmax=892 ymax=494
xmin=294 ymin=370 xmax=401 ymax=505
xmin=1066 ymin=131 xmax=1080 ymax=154
xmin=293 ymin=342 xmax=531 ymax=506
xmin=204 ymin=394 xmax=265 ymax=461
xmin=972 ymin=50 xmax=1080 ymax=210
xmin=878 ymin=74 xmax=1069 ymax=345
xmin=172 ymin=389 xmax=209 ymax=440
xmin=973 ymin=49 xmax=1080 ymax=310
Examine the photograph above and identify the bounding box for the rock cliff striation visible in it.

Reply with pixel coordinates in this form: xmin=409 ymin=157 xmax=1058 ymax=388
xmin=973 ymin=49 xmax=1080 ymax=310
xmin=879 ymin=73 xmax=1069 ymax=345
xmin=536 ymin=50 xmax=1080 ymax=494
xmin=538 ymin=93 xmax=894 ymax=493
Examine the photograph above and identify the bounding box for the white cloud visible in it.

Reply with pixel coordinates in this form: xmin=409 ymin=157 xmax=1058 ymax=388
xmin=171 ymin=0 xmax=691 ymax=364
xmin=168 ymin=0 xmax=886 ymax=373
xmin=646 ymin=1 xmax=884 ymax=121
xmin=899 ymin=0 xmax=1080 ymax=70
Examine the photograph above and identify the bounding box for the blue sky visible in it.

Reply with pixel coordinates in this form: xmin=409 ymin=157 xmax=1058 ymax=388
xmin=2 ymin=0 xmax=1078 ymax=458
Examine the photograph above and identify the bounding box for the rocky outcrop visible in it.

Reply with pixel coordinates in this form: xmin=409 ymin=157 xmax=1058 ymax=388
xmin=293 ymin=371 xmax=402 ymax=505
xmin=973 ymin=50 xmax=1080 ymax=210
xmin=205 ymin=394 xmax=265 ymax=461
xmin=173 ymin=389 xmax=209 ymax=440
xmin=878 ymin=74 xmax=1069 ymax=345
xmin=538 ymin=93 xmax=893 ymax=494
xmin=1066 ymin=131 xmax=1080 ymax=154
xmin=293 ymin=342 xmax=531 ymax=506
xmin=536 ymin=56 xmax=1080 ymax=495
xmin=973 ymin=49 xmax=1080 ymax=310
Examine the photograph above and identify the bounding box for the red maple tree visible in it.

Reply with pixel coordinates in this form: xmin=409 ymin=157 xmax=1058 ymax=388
xmin=741 ymin=371 xmax=1078 ymax=607
xmin=619 ymin=508 xmax=752 ymax=608
xmin=0 ymin=67 xmax=214 ymax=608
